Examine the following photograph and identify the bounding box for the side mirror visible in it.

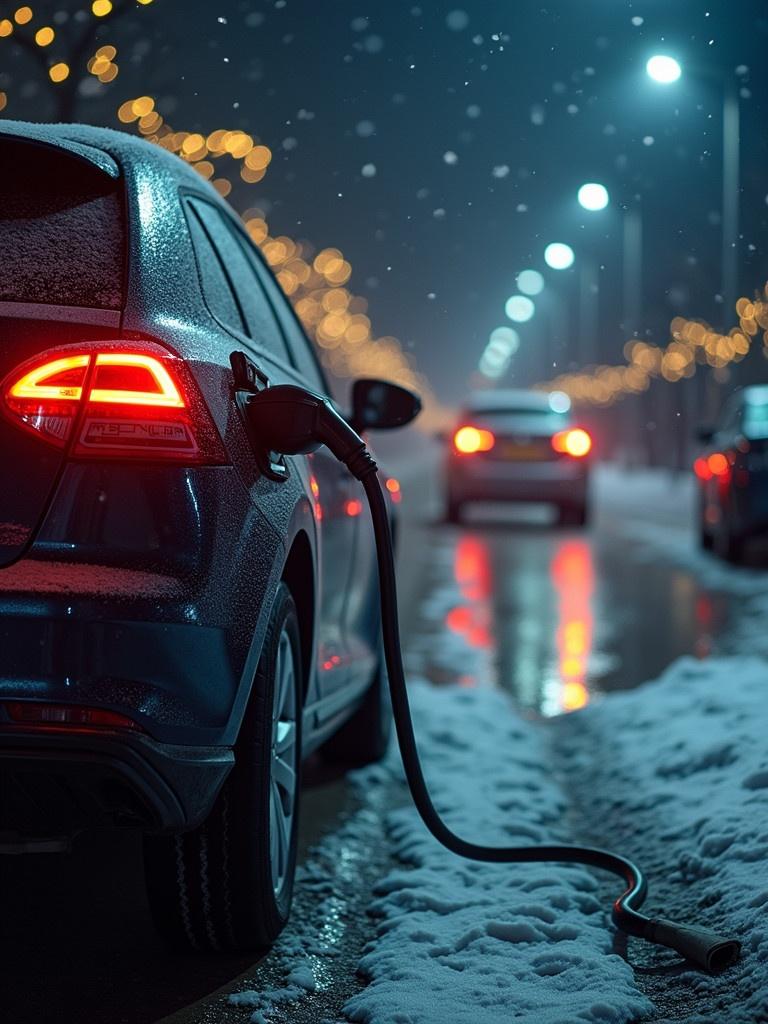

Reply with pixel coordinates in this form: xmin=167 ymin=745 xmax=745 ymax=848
xmin=350 ymin=378 xmax=422 ymax=432
xmin=696 ymin=425 xmax=715 ymax=444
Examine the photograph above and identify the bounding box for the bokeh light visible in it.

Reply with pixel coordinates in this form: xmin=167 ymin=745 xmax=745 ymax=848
xmin=544 ymin=243 xmax=575 ymax=270
xmin=505 ymin=295 xmax=535 ymax=322
xmin=577 ymin=183 xmax=609 ymax=212
xmin=548 ymin=391 xmax=571 ymax=413
xmin=646 ymin=54 xmax=682 ymax=84
xmin=517 ymin=269 xmax=544 ymax=296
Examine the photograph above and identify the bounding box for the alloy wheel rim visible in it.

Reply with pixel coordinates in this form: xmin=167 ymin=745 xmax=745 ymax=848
xmin=269 ymin=629 xmax=298 ymax=899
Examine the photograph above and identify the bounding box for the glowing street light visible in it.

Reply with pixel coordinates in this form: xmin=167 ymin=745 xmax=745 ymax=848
xmin=478 ymin=326 xmax=519 ymax=379
xmin=577 ymin=182 xmax=609 ymax=212
xmin=516 ymin=269 xmax=545 ymax=296
xmin=646 ymin=54 xmax=682 ymax=85
xmin=505 ymin=294 xmax=535 ymax=322
xmin=544 ymin=242 xmax=575 ymax=271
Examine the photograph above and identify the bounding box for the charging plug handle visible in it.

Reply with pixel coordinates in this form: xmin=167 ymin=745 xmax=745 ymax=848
xmin=244 ymin=385 xmax=378 ymax=479
xmin=246 ymin=380 xmax=741 ymax=974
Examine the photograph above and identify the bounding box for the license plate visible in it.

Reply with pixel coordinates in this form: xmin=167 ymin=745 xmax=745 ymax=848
xmin=498 ymin=442 xmax=546 ymax=460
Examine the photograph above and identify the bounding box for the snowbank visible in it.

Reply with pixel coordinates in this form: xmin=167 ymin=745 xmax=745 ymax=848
xmin=342 ymin=658 xmax=768 ymax=1024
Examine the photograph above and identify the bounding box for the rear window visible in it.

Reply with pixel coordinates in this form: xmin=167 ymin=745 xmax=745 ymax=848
xmin=0 ymin=139 xmax=124 ymax=310
xmin=468 ymin=406 xmax=561 ymax=418
xmin=744 ymin=403 xmax=768 ymax=440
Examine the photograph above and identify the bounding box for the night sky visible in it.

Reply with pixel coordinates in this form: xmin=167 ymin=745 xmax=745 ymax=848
xmin=4 ymin=0 xmax=768 ymax=403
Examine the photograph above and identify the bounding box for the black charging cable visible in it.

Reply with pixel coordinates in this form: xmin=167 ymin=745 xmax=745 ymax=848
xmin=244 ymin=383 xmax=741 ymax=973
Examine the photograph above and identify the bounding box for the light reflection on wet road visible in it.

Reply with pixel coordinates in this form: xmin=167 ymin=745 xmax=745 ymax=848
xmin=402 ymin=468 xmax=730 ymax=718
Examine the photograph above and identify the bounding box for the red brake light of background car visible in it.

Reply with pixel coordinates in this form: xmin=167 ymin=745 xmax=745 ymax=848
xmin=453 ymin=425 xmax=495 ymax=454
xmin=2 ymin=348 xmax=226 ymax=463
xmin=706 ymin=452 xmax=730 ymax=477
xmin=552 ymin=428 xmax=592 ymax=458
xmin=694 ymin=456 xmax=713 ymax=481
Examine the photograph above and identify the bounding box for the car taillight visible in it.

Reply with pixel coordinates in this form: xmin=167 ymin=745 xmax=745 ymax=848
xmin=3 ymin=701 xmax=142 ymax=732
xmin=2 ymin=346 xmax=226 ymax=463
xmin=552 ymin=428 xmax=592 ymax=458
xmin=453 ymin=425 xmax=495 ymax=454
xmin=694 ymin=457 xmax=713 ymax=481
xmin=707 ymin=452 xmax=730 ymax=478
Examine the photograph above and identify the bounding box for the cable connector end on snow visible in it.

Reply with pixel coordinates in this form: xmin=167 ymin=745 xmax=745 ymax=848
xmin=647 ymin=918 xmax=741 ymax=972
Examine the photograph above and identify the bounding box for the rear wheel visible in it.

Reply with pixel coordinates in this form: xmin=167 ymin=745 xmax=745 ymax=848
xmin=557 ymin=502 xmax=589 ymax=527
xmin=445 ymin=494 xmax=463 ymax=524
xmin=714 ymin=500 xmax=745 ymax=564
xmin=143 ymin=582 xmax=302 ymax=952
xmin=715 ymin=523 xmax=744 ymax=564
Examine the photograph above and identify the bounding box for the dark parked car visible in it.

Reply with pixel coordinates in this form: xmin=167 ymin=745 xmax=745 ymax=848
xmin=695 ymin=385 xmax=768 ymax=562
xmin=444 ymin=389 xmax=592 ymax=525
xmin=0 ymin=122 xmax=414 ymax=951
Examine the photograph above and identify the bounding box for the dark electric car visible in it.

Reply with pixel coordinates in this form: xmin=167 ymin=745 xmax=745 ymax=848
xmin=0 ymin=122 xmax=417 ymax=951
xmin=444 ymin=389 xmax=592 ymax=525
xmin=695 ymin=385 xmax=768 ymax=562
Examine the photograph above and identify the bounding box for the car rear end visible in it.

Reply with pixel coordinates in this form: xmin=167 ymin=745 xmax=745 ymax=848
xmin=695 ymin=387 xmax=768 ymax=556
xmin=445 ymin=390 xmax=592 ymax=525
xmin=0 ymin=130 xmax=260 ymax=848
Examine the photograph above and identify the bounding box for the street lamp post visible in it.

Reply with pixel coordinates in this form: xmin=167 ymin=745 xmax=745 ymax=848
xmin=646 ymin=54 xmax=740 ymax=327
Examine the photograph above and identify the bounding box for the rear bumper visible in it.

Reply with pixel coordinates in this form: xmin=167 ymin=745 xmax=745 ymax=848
xmin=0 ymin=726 xmax=233 ymax=839
xmin=447 ymin=457 xmax=590 ymax=504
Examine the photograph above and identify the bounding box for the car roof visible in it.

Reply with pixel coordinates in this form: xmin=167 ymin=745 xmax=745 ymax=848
xmin=463 ymin=389 xmax=559 ymax=412
xmin=0 ymin=119 xmax=227 ymax=204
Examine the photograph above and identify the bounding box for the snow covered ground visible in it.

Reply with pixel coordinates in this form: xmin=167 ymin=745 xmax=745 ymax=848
xmin=224 ymin=466 xmax=768 ymax=1024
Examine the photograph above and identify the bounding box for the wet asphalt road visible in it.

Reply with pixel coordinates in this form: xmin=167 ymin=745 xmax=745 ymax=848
xmin=0 ymin=448 xmax=744 ymax=1024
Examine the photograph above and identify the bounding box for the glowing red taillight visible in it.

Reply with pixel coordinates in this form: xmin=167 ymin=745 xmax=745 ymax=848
xmin=453 ymin=425 xmax=495 ymax=454
xmin=3 ymin=701 xmax=141 ymax=732
xmin=707 ymin=452 xmax=730 ymax=478
xmin=2 ymin=347 xmax=225 ymax=463
xmin=552 ymin=428 xmax=592 ymax=458
xmin=694 ymin=457 xmax=713 ymax=481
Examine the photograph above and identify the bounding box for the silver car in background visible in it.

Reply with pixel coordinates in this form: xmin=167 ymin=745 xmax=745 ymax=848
xmin=444 ymin=390 xmax=592 ymax=525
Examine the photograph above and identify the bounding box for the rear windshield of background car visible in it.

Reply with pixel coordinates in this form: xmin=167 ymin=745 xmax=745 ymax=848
xmin=0 ymin=137 xmax=125 ymax=310
xmin=744 ymin=402 xmax=768 ymax=439
xmin=467 ymin=407 xmax=566 ymax=418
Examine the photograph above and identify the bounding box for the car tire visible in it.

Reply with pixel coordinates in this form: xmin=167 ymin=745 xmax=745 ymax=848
xmin=699 ymin=520 xmax=714 ymax=550
xmin=446 ymin=494 xmax=463 ymax=524
xmin=557 ymin=502 xmax=589 ymax=527
xmin=715 ymin=524 xmax=744 ymax=564
xmin=321 ymin=639 xmax=392 ymax=767
xmin=143 ymin=582 xmax=302 ymax=952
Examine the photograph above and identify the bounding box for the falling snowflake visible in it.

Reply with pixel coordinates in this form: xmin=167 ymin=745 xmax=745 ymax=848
xmin=446 ymin=9 xmax=469 ymax=31
xmin=356 ymin=120 xmax=376 ymax=137
xmin=492 ymin=165 xmax=510 ymax=179
xmin=642 ymin=135 xmax=654 ymax=146
xmin=530 ymin=104 xmax=545 ymax=126
xmin=516 ymin=203 xmax=528 ymax=213
xmin=361 ymin=163 xmax=376 ymax=177
xmin=631 ymin=16 xmax=644 ymax=26
xmin=466 ymin=104 xmax=481 ymax=118
xmin=443 ymin=151 xmax=458 ymax=165
xmin=433 ymin=208 xmax=446 ymax=219
xmin=351 ymin=16 xmax=368 ymax=31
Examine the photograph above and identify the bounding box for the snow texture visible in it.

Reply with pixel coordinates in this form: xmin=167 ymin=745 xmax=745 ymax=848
xmin=342 ymin=655 xmax=768 ymax=1023
xmin=344 ymin=682 xmax=652 ymax=1024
